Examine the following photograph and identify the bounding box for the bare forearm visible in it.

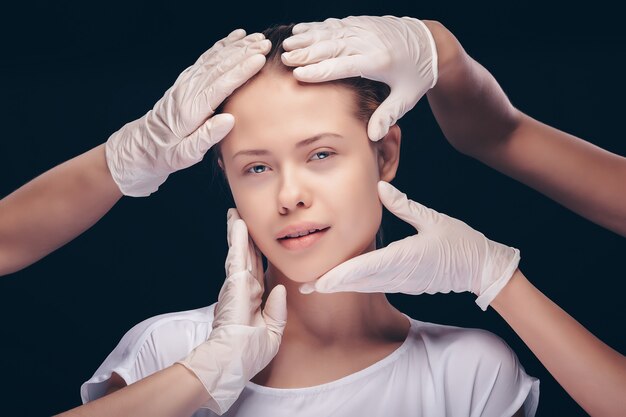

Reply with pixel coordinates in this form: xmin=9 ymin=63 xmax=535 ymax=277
xmin=0 ymin=144 xmax=123 ymax=276
xmin=491 ymin=269 xmax=626 ymax=417
xmin=424 ymin=20 xmax=626 ymax=236
xmin=479 ymin=114 xmax=626 ymax=236
xmin=423 ymin=20 xmax=521 ymax=157
xmin=55 ymin=364 xmax=210 ymax=417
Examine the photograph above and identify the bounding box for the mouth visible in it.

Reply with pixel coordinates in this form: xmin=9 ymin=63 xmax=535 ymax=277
xmin=277 ymin=227 xmax=330 ymax=251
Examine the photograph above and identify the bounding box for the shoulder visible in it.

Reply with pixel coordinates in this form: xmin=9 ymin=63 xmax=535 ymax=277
xmin=81 ymin=303 xmax=217 ymax=403
xmin=124 ymin=304 xmax=216 ymax=361
xmin=409 ymin=318 xmax=519 ymax=367
xmin=405 ymin=317 xmax=539 ymax=416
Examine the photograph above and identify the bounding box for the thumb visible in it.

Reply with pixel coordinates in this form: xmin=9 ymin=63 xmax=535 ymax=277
xmin=173 ymin=113 xmax=235 ymax=169
xmin=262 ymin=285 xmax=288 ymax=337
xmin=367 ymin=91 xmax=408 ymax=141
xmin=189 ymin=112 xmax=235 ymax=153
xmin=300 ymin=246 xmax=392 ymax=294
xmin=378 ymin=181 xmax=440 ymax=231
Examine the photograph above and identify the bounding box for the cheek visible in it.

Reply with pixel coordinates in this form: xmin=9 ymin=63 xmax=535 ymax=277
xmin=326 ymin=151 xmax=383 ymax=256
xmin=228 ymin=180 xmax=270 ymax=247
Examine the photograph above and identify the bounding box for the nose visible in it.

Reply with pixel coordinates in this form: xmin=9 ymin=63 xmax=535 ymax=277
xmin=277 ymin=169 xmax=311 ymax=215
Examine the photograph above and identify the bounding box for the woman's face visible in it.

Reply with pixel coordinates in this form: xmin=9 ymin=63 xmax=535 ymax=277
xmin=219 ymin=70 xmax=388 ymax=283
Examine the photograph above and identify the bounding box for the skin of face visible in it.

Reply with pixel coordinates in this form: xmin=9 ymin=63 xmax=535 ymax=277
xmin=219 ymin=68 xmax=401 ymax=285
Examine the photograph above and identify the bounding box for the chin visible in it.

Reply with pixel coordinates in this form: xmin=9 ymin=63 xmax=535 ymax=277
xmin=268 ymin=245 xmax=369 ymax=284
xmin=269 ymin=261 xmax=333 ymax=283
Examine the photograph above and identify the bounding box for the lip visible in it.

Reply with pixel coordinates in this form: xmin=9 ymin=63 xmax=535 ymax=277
xmin=277 ymin=227 xmax=330 ymax=251
xmin=275 ymin=222 xmax=331 ymax=240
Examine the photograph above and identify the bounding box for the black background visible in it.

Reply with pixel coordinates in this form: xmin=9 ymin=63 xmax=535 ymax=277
xmin=1 ymin=1 xmax=625 ymax=416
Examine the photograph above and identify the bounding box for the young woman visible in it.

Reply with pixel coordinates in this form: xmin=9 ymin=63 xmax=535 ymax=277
xmin=4 ymin=14 xmax=621 ymax=417
xmin=80 ymin=24 xmax=538 ymax=417
xmin=281 ymin=16 xmax=626 ymax=416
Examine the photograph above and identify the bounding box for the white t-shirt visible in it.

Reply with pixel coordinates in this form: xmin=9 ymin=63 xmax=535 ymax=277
xmin=82 ymin=304 xmax=539 ymax=417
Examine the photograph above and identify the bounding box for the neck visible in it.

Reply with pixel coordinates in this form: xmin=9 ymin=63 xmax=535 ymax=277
xmin=261 ymin=240 xmax=406 ymax=347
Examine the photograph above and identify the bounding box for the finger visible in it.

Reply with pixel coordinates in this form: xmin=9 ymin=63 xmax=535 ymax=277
xmin=196 ymin=31 xmax=263 ymax=65
xmin=210 ymin=28 xmax=247 ymax=53
xmin=251 ymin=242 xmax=264 ymax=289
xmin=292 ymin=21 xmax=323 ymax=35
xmin=226 ymin=208 xmax=241 ymax=247
xmin=202 ymin=37 xmax=270 ymax=78
xmin=308 ymin=244 xmax=406 ymax=293
xmin=220 ymin=28 xmax=247 ymax=45
xmin=377 ymin=181 xmax=440 ymax=231
xmin=193 ymin=29 xmax=247 ymax=66
xmin=292 ymin=16 xmax=356 ymax=36
xmin=282 ymin=28 xmax=338 ymax=51
xmin=171 ymin=113 xmax=234 ymax=169
xmin=367 ymin=92 xmax=409 ymax=141
xmin=281 ymin=39 xmax=357 ymax=67
xmin=193 ymin=37 xmax=270 ymax=93
xmin=246 ymin=234 xmax=264 ymax=290
xmin=292 ymin=55 xmax=366 ymax=83
xmin=225 ymin=218 xmax=249 ymax=276
xmin=200 ymin=53 xmax=266 ymax=113
xmin=262 ymin=285 xmax=288 ymax=338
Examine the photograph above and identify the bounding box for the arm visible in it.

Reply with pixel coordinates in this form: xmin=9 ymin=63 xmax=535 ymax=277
xmin=491 ymin=269 xmax=626 ymax=417
xmin=56 ymin=364 xmax=210 ymax=417
xmin=0 ymin=144 xmax=122 ymax=276
xmin=423 ymin=20 xmax=626 ymax=237
xmin=63 ymin=210 xmax=286 ymax=417
xmin=0 ymin=31 xmax=272 ymax=277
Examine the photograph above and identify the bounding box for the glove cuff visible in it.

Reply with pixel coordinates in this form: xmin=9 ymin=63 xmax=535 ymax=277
xmin=104 ymin=115 xmax=168 ymax=197
xmin=402 ymin=16 xmax=439 ymax=89
xmin=475 ymin=248 xmax=521 ymax=311
xmin=177 ymin=337 xmax=246 ymax=415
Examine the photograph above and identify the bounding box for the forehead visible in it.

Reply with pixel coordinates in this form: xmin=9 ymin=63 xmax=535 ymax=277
xmin=220 ymin=70 xmax=362 ymax=153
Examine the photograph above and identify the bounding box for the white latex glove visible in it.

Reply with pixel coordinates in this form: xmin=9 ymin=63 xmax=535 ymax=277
xmin=178 ymin=209 xmax=287 ymax=415
xmin=106 ymin=29 xmax=271 ymax=196
xmin=299 ymin=181 xmax=520 ymax=311
xmin=281 ymin=15 xmax=438 ymax=141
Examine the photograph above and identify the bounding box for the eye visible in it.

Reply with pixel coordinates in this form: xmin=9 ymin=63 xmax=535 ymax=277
xmin=310 ymin=150 xmax=335 ymax=161
xmin=244 ymin=164 xmax=269 ymax=175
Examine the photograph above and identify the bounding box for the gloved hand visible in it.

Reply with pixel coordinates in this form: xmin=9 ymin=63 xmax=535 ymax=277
xmin=281 ymin=15 xmax=438 ymax=141
xmin=106 ymin=29 xmax=271 ymax=196
xmin=177 ymin=209 xmax=287 ymax=414
xmin=300 ymin=181 xmax=520 ymax=311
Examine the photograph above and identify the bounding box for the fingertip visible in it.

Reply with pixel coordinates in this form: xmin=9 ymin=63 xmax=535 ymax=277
xmin=233 ymin=217 xmax=247 ymax=233
xmin=367 ymin=123 xmax=382 ymax=142
xmin=245 ymin=53 xmax=267 ymax=72
xmin=282 ymin=37 xmax=296 ymax=52
xmin=247 ymin=32 xmax=266 ymax=42
xmin=292 ymin=66 xmax=313 ymax=81
xmin=213 ymin=112 xmax=235 ymax=126
xmin=281 ymin=38 xmax=294 ymax=52
xmin=259 ymin=39 xmax=272 ymax=54
xmin=291 ymin=23 xmax=308 ymax=34
xmin=208 ymin=113 xmax=235 ymax=141
xmin=377 ymin=180 xmax=401 ymax=207
xmin=281 ymin=51 xmax=295 ymax=66
xmin=299 ymin=283 xmax=315 ymax=294
xmin=292 ymin=66 xmax=304 ymax=78
xmin=275 ymin=284 xmax=287 ymax=298
xmin=377 ymin=180 xmax=393 ymax=194
xmin=367 ymin=118 xmax=390 ymax=142
xmin=228 ymin=28 xmax=247 ymax=40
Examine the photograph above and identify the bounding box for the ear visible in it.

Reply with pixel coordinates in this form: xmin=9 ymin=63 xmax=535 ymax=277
xmin=376 ymin=124 xmax=401 ymax=182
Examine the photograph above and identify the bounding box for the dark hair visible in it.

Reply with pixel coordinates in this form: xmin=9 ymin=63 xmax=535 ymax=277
xmin=210 ymin=23 xmax=389 ymax=248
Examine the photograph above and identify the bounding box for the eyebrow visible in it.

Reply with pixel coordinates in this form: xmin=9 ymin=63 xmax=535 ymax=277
xmin=232 ymin=133 xmax=343 ymax=160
